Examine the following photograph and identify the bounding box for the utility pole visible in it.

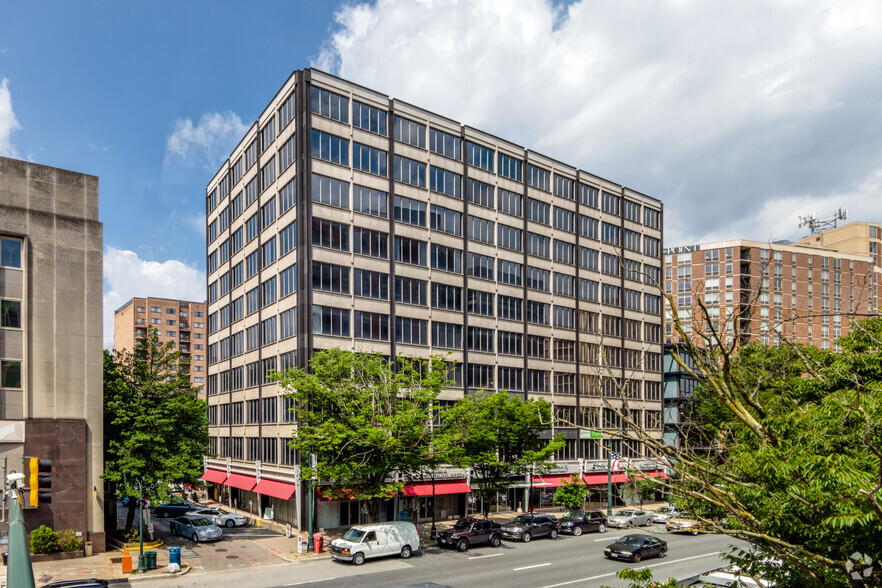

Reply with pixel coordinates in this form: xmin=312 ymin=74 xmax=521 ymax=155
xmin=2 ymin=456 xmax=7 ymax=523
xmin=136 ymin=478 xmax=146 ymax=573
xmin=606 ymin=439 xmax=612 ymax=517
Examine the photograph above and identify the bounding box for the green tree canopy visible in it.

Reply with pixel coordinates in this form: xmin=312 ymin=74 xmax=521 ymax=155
xmin=103 ymin=330 xmax=209 ymax=530
xmin=554 ymin=474 xmax=590 ymax=511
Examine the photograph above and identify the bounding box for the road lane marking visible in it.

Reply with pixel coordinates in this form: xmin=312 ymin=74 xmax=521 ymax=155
xmin=469 ymin=553 xmax=504 ymax=560
xmin=284 ymin=579 xmax=336 ymax=586
xmin=514 ymin=562 xmax=551 ymax=571
xmin=540 ymin=551 xmax=722 ymax=588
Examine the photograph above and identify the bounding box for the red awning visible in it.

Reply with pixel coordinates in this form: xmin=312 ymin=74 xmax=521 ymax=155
xmin=582 ymin=472 xmax=629 ymax=485
xmin=317 ymin=488 xmax=359 ymax=502
xmin=224 ymin=473 xmax=257 ymax=491
xmin=401 ymin=480 xmax=471 ymax=497
xmin=200 ymin=469 xmax=228 ymax=484
xmin=255 ymin=479 xmax=296 ymax=500
xmin=531 ymin=474 xmax=580 ymax=488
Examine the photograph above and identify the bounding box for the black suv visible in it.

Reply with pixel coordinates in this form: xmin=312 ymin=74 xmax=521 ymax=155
xmin=500 ymin=513 xmax=559 ymax=542
xmin=559 ymin=510 xmax=608 ymax=535
xmin=437 ymin=517 xmax=503 ymax=551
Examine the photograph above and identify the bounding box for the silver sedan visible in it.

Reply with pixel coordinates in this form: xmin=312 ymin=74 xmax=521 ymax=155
xmin=606 ymin=509 xmax=654 ymax=529
xmin=170 ymin=515 xmax=223 ymax=542
xmin=186 ymin=508 xmax=248 ymax=528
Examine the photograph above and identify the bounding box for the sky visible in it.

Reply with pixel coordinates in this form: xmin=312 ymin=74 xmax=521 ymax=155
xmin=1 ymin=0 xmax=881 ymax=348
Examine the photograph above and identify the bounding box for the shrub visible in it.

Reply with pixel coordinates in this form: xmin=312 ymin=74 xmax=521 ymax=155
xmin=30 ymin=525 xmax=59 ymax=554
xmin=123 ymin=528 xmax=141 ymax=543
xmin=56 ymin=529 xmax=82 ymax=552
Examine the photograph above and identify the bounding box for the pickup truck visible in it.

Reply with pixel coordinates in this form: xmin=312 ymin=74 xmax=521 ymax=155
xmin=437 ymin=517 xmax=503 ymax=552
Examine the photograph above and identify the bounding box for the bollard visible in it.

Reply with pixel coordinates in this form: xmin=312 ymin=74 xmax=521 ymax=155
xmin=121 ymin=549 xmax=133 ymax=574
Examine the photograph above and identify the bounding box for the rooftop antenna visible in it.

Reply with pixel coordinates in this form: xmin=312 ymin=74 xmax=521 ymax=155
xmin=798 ymin=208 xmax=848 ymax=234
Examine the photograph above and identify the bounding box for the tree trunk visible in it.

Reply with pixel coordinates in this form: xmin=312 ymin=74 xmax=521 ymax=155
xmin=125 ymin=500 xmax=137 ymax=533
xmin=365 ymin=499 xmax=380 ymax=523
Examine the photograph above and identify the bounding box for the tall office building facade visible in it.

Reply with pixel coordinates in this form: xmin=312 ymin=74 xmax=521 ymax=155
xmin=0 ymin=156 xmax=105 ymax=551
xmin=113 ymin=296 xmax=208 ymax=397
xmin=203 ymin=69 xmax=665 ymax=529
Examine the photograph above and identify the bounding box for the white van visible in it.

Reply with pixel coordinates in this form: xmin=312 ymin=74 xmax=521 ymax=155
xmin=329 ymin=521 xmax=420 ymax=565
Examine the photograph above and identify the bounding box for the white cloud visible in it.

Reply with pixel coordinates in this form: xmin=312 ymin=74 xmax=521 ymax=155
xmin=164 ymin=111 xmax=248 ymax=170
xmin=314 ymin=0 xmax=882 ymax=246
xmin=103 ymin=247 xmax=205 ymax=349
xmin=0 ymin=78 xmax=20 ymax=157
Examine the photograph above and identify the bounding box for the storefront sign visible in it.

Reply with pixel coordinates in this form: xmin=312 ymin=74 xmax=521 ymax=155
xmin=578 ymin=429 xmax=602 ymax=439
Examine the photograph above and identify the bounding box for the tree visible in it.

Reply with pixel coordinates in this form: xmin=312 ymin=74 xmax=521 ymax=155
xmin=554 ymin=474 xmax=590 ymax=511
xmin=620 ymin=472 xmax=658 ymax=508
xmin=441 ymin=391 xmax=563 ymax=517
xmin=103 ymin=330 xmax=209 ymax=531
xmin=273 ymin=349 xmax=449 ymax=521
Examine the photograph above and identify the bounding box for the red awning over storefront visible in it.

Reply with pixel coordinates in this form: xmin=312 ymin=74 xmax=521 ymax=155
xmin=224 ymin=473 xmax=257 ymax=491
xmin=530 ymin=474 xmax=580 ymax=488
xmin=401 ymin=480 xmax=471 ymax=497
xmin=200 ymin=469 xmax=228 ymax=484
xmin=582 ymin=472 xmax=629 ymax=485
xmin=254 ymin=479 xmax=296 ymax=500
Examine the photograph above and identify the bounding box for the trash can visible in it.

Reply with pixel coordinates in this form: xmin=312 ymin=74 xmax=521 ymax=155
xmin=145 ymin=550 xmax=157 ymax=570
xmin=168 ymin=546 xmax=181 ymax=567
xmin=314 ymin=535 xmax=323 ymax=553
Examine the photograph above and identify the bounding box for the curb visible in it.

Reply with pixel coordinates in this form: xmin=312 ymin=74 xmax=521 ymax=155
xmin=110 ymin=563 xmax=192 ymax=582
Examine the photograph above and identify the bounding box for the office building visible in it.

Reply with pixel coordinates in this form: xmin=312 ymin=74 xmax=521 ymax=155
xmin=203 ymin=69 xmax=665 ymax=529
xmin=113 ymin=297 xmax=208 ymax=397
xmin=0 ymin=156 xmax=105 ymax=551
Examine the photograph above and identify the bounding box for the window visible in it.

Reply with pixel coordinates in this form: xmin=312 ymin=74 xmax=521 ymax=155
xmin=467 ymin=364 xmax=494 ymax=390
xmin=527 ymin=198 xmax=550 ymax=225
xmin=1 ymin=361 xmax=22 ymax=388
xmin=312 ymin=261 xmax=350 ymax=294
xmin=498 ymin=189 xmax=523 ymax=217
xmin=353 ymin=185 xmax=387 ymax=218
xmin=526 ymin=266 xmax=549 ymax=291
xmin=602 ymin=191 xmax=620 ymax=215
xmin=497 ymin=331 xmax=522 ymax=356
xmin=602 ymin=284 xmax=621 ymax=306
xmin=554 ymin=306 xmax=575 ymax=328
xmin=498 ymin=224 xmax=522 ymax=252
xmin=312 ymin=173 xmax=349 ymax=208
xmin=468 ymin=216 xmax=494 ymax=245
xmin=245 ymin=139 xmax=258 ymax=170
xmin=467 ymin=253 xmax=494 ymax=281
xmin=579 ymin=215 xmax=599 ymax=240
xmin=601 ymin=222 xmax=620 ymax=245
xmin=553 ymin=273 xmax=575 ymax=296
xmin=354 ymin=311 xmax=389 ymax=341
xmin=623 ymin=199 xmax=641 ymax=222
xmin=279 ymin=221 xmax=296 ymax=257
xmin=279 ymin=91 xmax=296 ymax=130
xmin=527 ymin=233 xmax=550 ymax=258
xmin=311 ymin=130 xmax=349 ymax=166
xmin=527 ymin=300 xmax=550 ymax=325
xmin=467 ymin=289 xmax=494 ymax=316
xmin=430 ymin=167 xmax=462 ymax=198
xmin=430 ymin=243 xmax=462 ymax=273
xmin=352 ymin=142 xmax=388 ymax=177
xmin=353 ymin=269 xmax=389 ymax=300
xmin=602 ymin=253 xmax=621 ymax=276
xmin=498 ymin=259 xmax=522 ymax=286
xmin=552 ymin=240 xmax=575 ymax=265
xmin=644 ymin=207 xmax=660 ymax=228
xmin=0 ymin=301 xmax=20 ymax=331
xmin=429 ymin=204 xmax=461 ymax=235
xmin=393 ymin=155 xmax=426 ymax=187
xmin=395 ymin=317 xmax=428 ymax=344
xmin=553 ymin=207 xmax=575 ymax=232
xmin=312 ymin=218 xmax=349 ymax=251
xmin=466 ymin=142 xmax=494 ymax=172
xmin=431 ymin=283 xmax=462 ymax=311
xmin=429 ymin=128 xmax=461 ymax=160
xmin=526 ymin=335 xmax=549 ymax=358
xmin=393 ymin=116 xmax=426 ymax=148
xmin=527 ymin=164 xmax=550 ymax=191
xmin=623 ymin=229 xmax=641 ymax=252
xmin=280 ymin=308 xmax=297 ymax=339
xmin=261 ymin=237 xmax=276 ymax=268
xmin=396 ymin=276 xmax=427 ymax=306
xmin=395 ymin=195 xmax=427 ymax=227
xmin=279 ymin=134 xmax=296 ymax=172
xmin=624 ymin=289 xmax=641 ymax=310
xmin=432 ymin=322 xmax=462 ymax=349
xmin=498 ymin=153 xmax=522 ymax=181
xmin=246 ymin=212 xmax=259 ymax=242
xmin=260 ymin=159 xmax=276 ymax=192
xmin=353 ymin=100 xmax=387 ymax=135
xmin=312 ymin=305 xmax=350 ymax=336
xmin=279 ymin=179 xmax=296 ymax=214
xmin=644 ymin=236 xmax=660 ymax=257
xmin=498 ymin=294 xmax=522 ymax=320
xmin=467 ymin=178 xmax=494 ymax=208
xmin=311 ymin=86 xmax=348 ymax=123
xmin=260 ymin=198 xmax=276 ymax=230
xmin=353 ymin=227 xmax=389 ymax=259
xmin=394 ymin=236 xmax=427 ymax=266
xmin=467 ymin=326 xmax=494 ymax=352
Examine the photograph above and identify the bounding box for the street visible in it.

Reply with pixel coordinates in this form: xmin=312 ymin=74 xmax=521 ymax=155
xmin=133 ymin=527 xmax=747 ymax=588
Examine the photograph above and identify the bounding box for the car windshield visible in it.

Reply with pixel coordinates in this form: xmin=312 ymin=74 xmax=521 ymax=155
xmin=562 ymin=511 xmax=585 ymax=521
xmin=453 ymin=520 xmax=472 ymax=530
xmin=190 ymin=518 xmax=214 ymax=527
xmin=615 ymin=510 xmax=636 ymax=517
xmin=655 ymin=507 xmax=674 ymax=514
xmin=342 ymin=528 xmax=366 ymax=542
xmin=617 ymin=536 xmax=644 ymax=546
xmin=510 ymin=515 xmax=532 ymax=525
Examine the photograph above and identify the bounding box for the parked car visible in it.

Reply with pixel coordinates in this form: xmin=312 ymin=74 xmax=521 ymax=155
xmin=558 ymin=510 xmax=608 ymax=535
xmin=152 ymin=499 xmax=199 ymax=518
xmin=437 ymin=517 xmax=503 ymax=551
xmin=604 ymin=533 xmax=668 ymax=563
xmin=186 ymin=508 xmax=247 ymax=528
xmin=606 ymin=508 xmax=653 ymax=529
xmin=500 ymin=513 xmax=559 ymax=542
xmin=330 ymin=521 xmax=419 ymax=565
xmin=650 ymin=506 xmax=683 ymax=524
xmin=666 ymin=512 xmax=704 ymax=535
xmin=169 ymin=515 xmax=223 ymax=542
xmin=40 ymin=581 xmax=108 ymax=588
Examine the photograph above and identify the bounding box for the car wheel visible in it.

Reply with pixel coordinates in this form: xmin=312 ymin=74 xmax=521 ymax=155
xmin=353 ymin=552 xmax=365 ymax=566
xmin=644 ymin=519 xmax=652 ymax=527
xmin=400 ymin=545 xmax=412 ymax=559
xmin=456 ymin=539 xmax=469 ymax=552
xmin=598 ymin=524 xmax=607 ymax=533
xmin=225 ymin=519 xmax=235 ymax=528
xmin=549 ymin=529 xmax=558 ymax=540
xmin=490 ymin=534 xmax=501 ymax=547
xmin=632 ymin=553 xmax=641 ymax=563
xmin=627 ymin=521 xmax=633 ymax=528
xmin=522 ymin=532 xmax=531 ymax=543
xmin=659 ymin=548 xmax=667 ymax=558
xmin=192 ymin=533 xmax=199 ymax=543
xmin=572 ymin=526 xmax=583 ymax=536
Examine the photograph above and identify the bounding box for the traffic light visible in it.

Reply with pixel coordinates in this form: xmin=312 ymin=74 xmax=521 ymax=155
xmin=24 ymin=457 xmax=51 ymax=507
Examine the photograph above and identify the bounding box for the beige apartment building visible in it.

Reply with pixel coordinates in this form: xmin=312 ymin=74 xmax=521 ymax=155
xmin=113 ymin=297 xmax=207 ymax=397
xmin=203 ymin=69 xmax=666 ymax=530
xmin=0 ymin=156 xmax=105 ymax=551
xmin=663 ymin=239 xmax=875 ymax=349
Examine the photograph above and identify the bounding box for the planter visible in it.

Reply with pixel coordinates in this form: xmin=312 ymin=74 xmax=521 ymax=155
xmin=29 ymin=551 xmax=84 ymax=563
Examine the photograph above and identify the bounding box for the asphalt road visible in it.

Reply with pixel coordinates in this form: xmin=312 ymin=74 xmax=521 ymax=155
xmin=136 ymin=527 xmax=749 ymax=588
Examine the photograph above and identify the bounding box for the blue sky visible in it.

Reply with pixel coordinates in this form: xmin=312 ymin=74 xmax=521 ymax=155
xmin=2 ymin=1 xmax=882 ymax=347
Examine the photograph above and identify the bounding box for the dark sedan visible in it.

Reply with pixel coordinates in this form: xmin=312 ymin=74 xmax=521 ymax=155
xmin=558 ymin=510 xmax=607 ymax=535
xmin=500 ymin=513 xmax=559 ymax=543
xmin=604 ymin=533 xmax=667 ymax=563
xmin=152 ymin=499 xmax=198 ymax=518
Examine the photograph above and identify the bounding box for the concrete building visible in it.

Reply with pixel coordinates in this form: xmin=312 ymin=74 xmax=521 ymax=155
xmin=663 ymin=239 xmax=875 ymax=349
xmin=113 ymin=297 xmax=208 ymax=397
xmin=0 ymin=156 xmax=105 ymax=551
xmin=203 ymin=69 xmax=665 ymax=530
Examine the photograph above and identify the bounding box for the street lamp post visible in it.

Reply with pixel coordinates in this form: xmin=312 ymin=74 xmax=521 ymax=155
xmin=606 ymin=440 xmax=612 ymax=517
xmin=136 ymin=478 xmax=146 ymax=573
xmin=430 ymin=473 xmax=437 ymax=541
xmin=307 ymin=452 xmax=316 ymax=551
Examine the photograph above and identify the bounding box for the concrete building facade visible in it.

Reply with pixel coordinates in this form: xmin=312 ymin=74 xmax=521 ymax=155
xmin=203 ymin=69 xmax=665 ymax=530
xmin=0 ymin=156 xmax=105 ymax=551
xmin=113 ymin=297 xmax=207 ymax=397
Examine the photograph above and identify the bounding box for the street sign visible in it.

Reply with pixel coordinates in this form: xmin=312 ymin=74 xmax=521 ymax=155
xmin=579 ymin=429 xmax=602 ymax=439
